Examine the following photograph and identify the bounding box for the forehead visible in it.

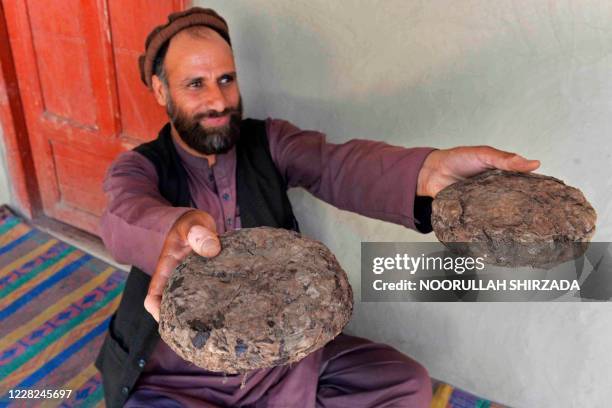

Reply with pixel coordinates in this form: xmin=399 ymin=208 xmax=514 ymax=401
xmin=164 ymin=27 xmax=235 ymax=78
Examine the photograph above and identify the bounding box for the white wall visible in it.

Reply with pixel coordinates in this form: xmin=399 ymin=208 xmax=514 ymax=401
xmin=0 ymin=124 xmax=12 ymax=205
xmin=195 ymin=1 xmax=612 ymax=406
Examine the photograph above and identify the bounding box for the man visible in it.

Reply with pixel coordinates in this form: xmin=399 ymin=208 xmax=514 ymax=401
xmin=95 ymin=7 xmax=540 ymax=408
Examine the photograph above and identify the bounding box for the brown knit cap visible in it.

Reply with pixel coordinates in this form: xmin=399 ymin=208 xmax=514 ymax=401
xmin=138 ymin=7 xmax=231 ymax=89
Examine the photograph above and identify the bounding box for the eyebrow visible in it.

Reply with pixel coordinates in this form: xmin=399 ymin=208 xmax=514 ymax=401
xmin=181 ymin=71 xmax=237 ymax=86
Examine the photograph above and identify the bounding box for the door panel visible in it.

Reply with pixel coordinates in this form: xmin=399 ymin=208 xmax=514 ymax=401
xmin=3 ymin=0 xmax=187 ymax=234
xmin=108 ymin=0 xmax=182 ymax=144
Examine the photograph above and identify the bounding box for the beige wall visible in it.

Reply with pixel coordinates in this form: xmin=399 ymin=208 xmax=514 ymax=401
xmin=0 ymin=124 xmax=12 ymax=205
xmin=195 ymin=1 xmax=612 ymax=406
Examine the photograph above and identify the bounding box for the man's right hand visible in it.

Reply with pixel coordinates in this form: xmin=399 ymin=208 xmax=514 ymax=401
xmin=144 ymin=209 xmax=221 ymax=322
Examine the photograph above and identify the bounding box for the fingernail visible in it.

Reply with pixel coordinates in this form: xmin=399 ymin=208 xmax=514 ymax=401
xmin=200 ymin=238 xmax=219 ymax=252
xmin=187 ymin=228 xmax=203 ymax=243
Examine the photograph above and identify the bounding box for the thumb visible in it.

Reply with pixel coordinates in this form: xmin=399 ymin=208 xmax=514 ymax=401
xmin=187 ymin=225 xmax=221 ymax=257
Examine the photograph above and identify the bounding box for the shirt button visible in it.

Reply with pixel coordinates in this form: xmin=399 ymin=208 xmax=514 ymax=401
xmin=222 ymin=193 xmax=230 ymax=201
xmin=121 ymin=386 xmax=129 ymax=395
xmin=137 ymin=358 xmax=146 ymax=368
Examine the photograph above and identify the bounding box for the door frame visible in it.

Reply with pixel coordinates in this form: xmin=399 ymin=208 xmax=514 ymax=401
xmin=0 ymin=0 xmax=41 ymax=218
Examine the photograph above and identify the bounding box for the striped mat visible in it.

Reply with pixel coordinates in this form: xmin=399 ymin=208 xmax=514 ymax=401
xmin=0 ymin=206 xmax=125 ymax=408
xmin=431 ymin=381 xmax=509 ymax=408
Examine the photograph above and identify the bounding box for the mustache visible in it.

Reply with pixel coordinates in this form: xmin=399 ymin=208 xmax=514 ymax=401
xmin=193 ymin=106 xmax=241 ymax=122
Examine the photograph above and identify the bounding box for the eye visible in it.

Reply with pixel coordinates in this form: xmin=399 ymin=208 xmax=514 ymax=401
xmin=188 ymin=79 xmax=202 ymax=88
xmin=219 ymin=74 xmax=235 ymax=85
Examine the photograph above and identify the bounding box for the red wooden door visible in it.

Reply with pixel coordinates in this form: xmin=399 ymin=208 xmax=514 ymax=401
xmin=2 ymin=0 xmax=188 ymax=234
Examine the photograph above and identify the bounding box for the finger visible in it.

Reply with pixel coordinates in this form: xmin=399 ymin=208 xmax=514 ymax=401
xmin=479 ymin=147 xmax=540 ymax=172
xmin=177 ymin=211 xmax=218 ymax=239
xmin=187 ymin=225 xmax=221 ymax=257
xmin=506 ymin=154 xmax=540 ymax=172
xmin=199 ymin=212 xmax=218 ymax=233
xmin=146 ymin=250 xmax=187 ymax=321
xmin=149 ymin=252 xmax=186 ymax=297
xmin=144 ymin=294 xmax=161 ymax=322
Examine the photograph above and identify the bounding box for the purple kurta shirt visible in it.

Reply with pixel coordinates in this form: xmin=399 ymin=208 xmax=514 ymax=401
xmin=100 ymin=118 xmax=435 ymax=407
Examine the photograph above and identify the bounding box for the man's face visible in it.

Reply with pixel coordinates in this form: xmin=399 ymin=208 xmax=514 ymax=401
xmin=153 ymin=27 xmax=242 ymax=155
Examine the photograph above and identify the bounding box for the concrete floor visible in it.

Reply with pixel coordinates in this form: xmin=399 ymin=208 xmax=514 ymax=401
xmin=31 ymin=214 xmax=129 ymax=272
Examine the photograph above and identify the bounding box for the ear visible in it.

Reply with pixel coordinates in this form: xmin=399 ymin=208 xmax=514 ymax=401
xmin=151 ymin=75 xmax=168 ymax=107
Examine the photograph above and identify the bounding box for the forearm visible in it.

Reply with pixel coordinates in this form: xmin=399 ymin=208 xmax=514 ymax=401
xmin=266 ymin=118 xmax=436 ymax=231
xmin=310 ymin=141 xmax=436 ymax=229
xmin=100 ymin=201 xmax=192 ymax=274
xmin=99 ymin=151 xmax=192 ymax=274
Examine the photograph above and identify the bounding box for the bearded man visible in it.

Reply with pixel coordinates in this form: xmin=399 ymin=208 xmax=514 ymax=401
xmin=95 ymin=7 xmax=540 ymax=408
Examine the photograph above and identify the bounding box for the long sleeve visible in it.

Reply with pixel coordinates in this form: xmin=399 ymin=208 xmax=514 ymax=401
xmin=265 ymin=118 xmax=436 ymax=232
xmin=99 ymin=151 xmax=193 ymax=275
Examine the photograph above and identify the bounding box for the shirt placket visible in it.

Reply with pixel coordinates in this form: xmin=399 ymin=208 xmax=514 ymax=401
xmin=212 ymin=163 xmax=236 ymax=233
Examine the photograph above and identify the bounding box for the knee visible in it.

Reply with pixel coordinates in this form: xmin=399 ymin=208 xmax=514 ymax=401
xmin=390 ymin=350 xmax=433 ymax=407
xmin=321 ymin=335 xmax=433 ymax=407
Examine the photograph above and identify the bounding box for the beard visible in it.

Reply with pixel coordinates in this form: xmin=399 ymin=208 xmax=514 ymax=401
xmin=167 ymin=96 xmax=243 ymax=155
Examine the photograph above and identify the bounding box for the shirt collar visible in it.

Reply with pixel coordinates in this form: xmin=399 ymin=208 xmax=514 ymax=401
xmin=171 ymin=131 xmax=236 ymax=176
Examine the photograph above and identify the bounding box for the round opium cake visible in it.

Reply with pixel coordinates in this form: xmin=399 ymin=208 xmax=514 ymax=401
xmin=431 ymin=169 xmax=597 ymax=268
xmin=159 ymin=226 xmax=353 ymax=374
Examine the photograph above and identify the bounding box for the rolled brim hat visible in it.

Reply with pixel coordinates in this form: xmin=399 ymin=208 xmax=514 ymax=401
xmin=138 ymin=7 xmax=231 ymax=89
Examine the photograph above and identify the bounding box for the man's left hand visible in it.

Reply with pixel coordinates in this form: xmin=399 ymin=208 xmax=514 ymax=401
xmin=416 ymin=146 xmax=541 ymax=197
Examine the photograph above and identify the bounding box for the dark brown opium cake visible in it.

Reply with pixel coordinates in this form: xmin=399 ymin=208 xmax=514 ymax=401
xmin=431 ymin=169 xmax=597 ymax=268
xmin=159 ymin=226 xmax=353 ymax=374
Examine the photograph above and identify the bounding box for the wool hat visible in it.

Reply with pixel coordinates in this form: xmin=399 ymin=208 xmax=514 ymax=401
xmin=138 ymin=7 xmax=231 ymax=89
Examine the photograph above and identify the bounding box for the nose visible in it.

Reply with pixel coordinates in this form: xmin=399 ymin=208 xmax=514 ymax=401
xmin=204 ymin=83 xmax=227 ymax=113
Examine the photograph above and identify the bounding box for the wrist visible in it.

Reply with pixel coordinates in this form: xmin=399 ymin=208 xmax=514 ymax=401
xmin=416 ymin=150 xmax=440 ymax=197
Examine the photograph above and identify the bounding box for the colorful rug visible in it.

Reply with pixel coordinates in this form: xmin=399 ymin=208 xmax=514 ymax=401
xmin=431 ymin=381 xmax=509 ymax=408
xmin=0 ymin=206 xmax=126 ymax=407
